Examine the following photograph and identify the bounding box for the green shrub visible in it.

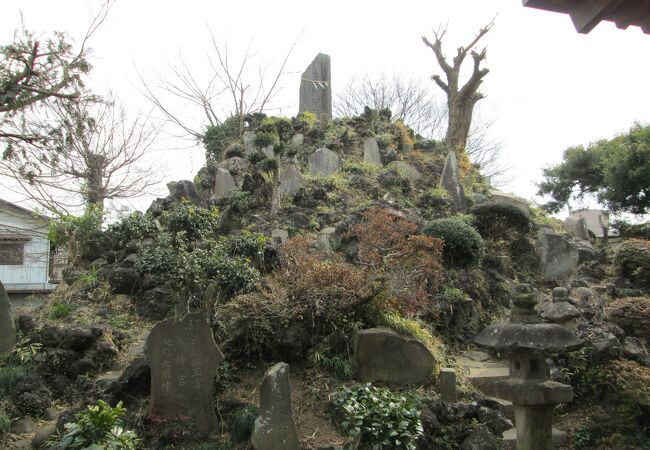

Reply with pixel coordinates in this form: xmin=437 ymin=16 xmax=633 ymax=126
xmin=227 ymin=405 xmax=258 ymax=443
xmin=106 ymin=212 xmax=157 ymax=248
xmin=613 ymin=220 xmax=650 ymax=240
xmin=471 ymin=202 xmax=531 ymax=237
xmin=161 ymin=202 xmax=220 ymax=243
xmin=416 ymin=187 xmax=452 ymax=210
xmin=203 ymin=116 xmax=241 ymax=162
xmin=333 ymin=384 xmax=423 ymax=450
xmin=308 ymin=343 xmax=353 ymax=380
xmin=605 ymin=297 xmax=650 ymax=340
xmin=50 ymin=301 xmax=77 ymax=320
xmin=615 ymin=239 xmax=650 ymax=288
xmin=0 ymin=365 xmax=27 ymax=397
xmin=55 ymin=400 xmax=139 ymax=450
xmin=423 ymin=218 xmax=485 ymax=268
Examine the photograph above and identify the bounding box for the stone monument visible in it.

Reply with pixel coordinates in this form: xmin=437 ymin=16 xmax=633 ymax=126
xmin=474 ymin=284 xmax=583 ymax=450
xmin=251 ymin=362 xmax=299 ymax=450
xmin=298 ymin=53 xmax=331 ymax=121
xmin=145 ymin=312 xmax=224 ymax=436
xmin=439 ymin=151 xmax=467 ymax=211
xmin=0 ymin=280 xmax=16 ymax=353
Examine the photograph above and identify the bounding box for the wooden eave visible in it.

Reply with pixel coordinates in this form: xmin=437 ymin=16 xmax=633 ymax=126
xmin=523 ymin=0 xmax=650 ymax=34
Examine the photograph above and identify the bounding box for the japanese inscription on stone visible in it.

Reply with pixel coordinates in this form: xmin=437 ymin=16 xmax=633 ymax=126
xmin=145 ymin=312 xmax=224 ymax=435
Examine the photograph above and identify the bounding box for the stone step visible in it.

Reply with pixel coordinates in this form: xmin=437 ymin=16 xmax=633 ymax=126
xmin=485 ymin=396 xmax=514 ymax=421
xmin=501 ymin=427 xmax=568 ymax=449
xmin=468 ymin=366 xmax=509 ymax=398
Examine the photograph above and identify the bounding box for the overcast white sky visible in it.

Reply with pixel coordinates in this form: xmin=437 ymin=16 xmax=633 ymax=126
xmin=3 ymin=0 xmax=650 ymax=215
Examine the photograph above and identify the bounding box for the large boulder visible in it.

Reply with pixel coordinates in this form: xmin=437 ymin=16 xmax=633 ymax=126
xmin=563 ymin=216 xmax=590 ymax=241
xmin=278 ymin=165 xmax=306 ymax=197
xmin=363 ymin=137 xmax=382 ymax=165
xmin=352 ymin=327 xmax=436 ymax=385
xmin=489 ymin=189 xmax=530 ymax=217
xmin=136 ymin=286 xmax=176 ymax=320
xmin=537 ymin=229 xmax=579 ymax=281
xmin=166 ymin=180 xmax=204 ymax=205
xmin=388 ymin=161 xmax=422 ymax=182
xmin=108 ymin=265 xmax=140 ymax=295
xmin=251 ymin=363 xmax=300 ymax=450
xmin=214 ymin=167 xmax=240 ymax=197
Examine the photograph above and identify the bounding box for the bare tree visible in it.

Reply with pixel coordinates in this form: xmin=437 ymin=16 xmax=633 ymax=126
xmin=422 ymin=21 xmax=494 ymax=154
xmin=466 ymin=114 xmax=511 ymax=184
xmin=139 ymin=30 xmax=301 ymax=143
xmin=334 ymin=73 xmax=446 ymax=138
xmin=0 ymin=93 xmax=161 ymax=218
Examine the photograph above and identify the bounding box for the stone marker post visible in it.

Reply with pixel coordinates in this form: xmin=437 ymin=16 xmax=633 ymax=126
xmin=439 ymin=151 xmax=467 ymax=211
xmin=440 ymin=368 xmax=457 ymax=402
xmin=251 ymin=362 xmax=299 ymax=450
xmin=0 ymin=280 xmax=16 ymax=354
xmin=145 ymin=312 xmax=224 ymax=436
xmin=299 ymin=53 xmax=331 ymax=121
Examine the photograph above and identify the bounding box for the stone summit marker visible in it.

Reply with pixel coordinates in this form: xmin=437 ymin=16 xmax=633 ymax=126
xmin=145 ymin=312 xmax=224 ymax=436
xmin=298 ymin=53 xmax=331 ymax=121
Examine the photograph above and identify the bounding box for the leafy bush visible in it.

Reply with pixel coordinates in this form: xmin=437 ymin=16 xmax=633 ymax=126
xmin=48 ymin=205 xmax=103 ymax=249
xmin=333 ymin=384 xmax=423 ymax=450
xmin=54 ymin=400 xmax=139 ymax=449
xmin=613 ymin=220 xmax=650 ymax=240
xmin=203 ymin=116 xmax=241 ymax=161
xmin=161 ymin=202 xmax=220 ymax=243
xmin=615 ymin=239 xmax=650 ymax=288
xmin=106 ymin=211 xmax=157 ymax=248
xmin=471 ymin=202 xmax=531 ymax=237
xmin=0 ymin=365 xmax=27 ymax=397
xmin=50 ymin=301 xmax=77 ymax=319
xmin=605 ymin=297 xmax=650 ymax=340
xmin=423 ymin=218 xmax=485 ymax=268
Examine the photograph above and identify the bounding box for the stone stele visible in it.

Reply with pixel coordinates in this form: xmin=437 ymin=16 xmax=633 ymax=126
xmin=439 ymin=151 xmax=467 ymax=211
xmin=353 ymin=327 xmax=435 ymax=385
xmin=309 ymin=147 xmax=340 ymax=176
xmin=251 ymin=362 xmax=300 ymax=450
xmin=298 ymin=53 xmax=331 ymax=121
xmin=0 ymin=280 xmax=17 ymax=353
xmin=145 ymin=312 xmax=224 ymax=436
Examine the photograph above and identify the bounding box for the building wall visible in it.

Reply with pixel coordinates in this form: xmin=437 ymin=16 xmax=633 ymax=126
xmin=0 ymin=203 xmax=54 ymax=291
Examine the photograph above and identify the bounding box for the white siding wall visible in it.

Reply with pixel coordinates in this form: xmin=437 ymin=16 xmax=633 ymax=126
xmin=0 ymin=203 xmax=53 ymax=291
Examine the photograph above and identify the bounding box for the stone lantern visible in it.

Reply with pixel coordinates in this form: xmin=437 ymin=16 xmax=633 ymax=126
xmin=474 ymin=284 xmax=583 ymax=450
xmin=541 ymin=287 xmax=580 ymax=331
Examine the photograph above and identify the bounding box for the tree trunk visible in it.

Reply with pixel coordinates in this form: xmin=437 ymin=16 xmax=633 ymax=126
xmin=86 ymin=153 xmax=106 ymax=215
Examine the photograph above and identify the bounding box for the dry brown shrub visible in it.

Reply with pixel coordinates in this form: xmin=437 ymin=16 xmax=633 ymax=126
xmin=605 ymin=296 xmax=650 ymax=340
xmin=346 ymin=207 xmax=444 ymax=314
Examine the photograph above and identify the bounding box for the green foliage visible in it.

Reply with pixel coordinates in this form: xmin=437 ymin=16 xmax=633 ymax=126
xmin=615 ymin=239 xmax=650 ymax=288
xmin=308 ymin=344 xmax=353 ymax=380
xmin=471 ymin=202 xmax=531 ymax=237
xmin=613 ymin=219 xmax=650 ymax=240
xmin=0 ymin=365 xmax=27 ymax=397
xmin=50 ymin=301 xmax=77 ymax=319
xmin=416 ymin=188 xmax=452 ymax=211
xmin=254 ymin=116 xmax=293 ymax=154
xmin=56 ymin=400 xmax=139 ymax=450
xmin=106 ymin=211 xmax=157 ymax=248
xmin=538 ymin=123 xmax=650 ymax=214
xmin=423 ymin=218 xmax=485 ymax=268
xmin=333 ymin=384 xmax=423 ymax=450
xmin=160 ymin=201 xmax=220 ymax=243
xmin=203 ymin=116 xmax=241 ymax=162
xmin=227 ymin=405 xmax=258 ymax=443
xmin=48 ymin=205 xmax=103 ymax=248
xmin=529 ymin=206 xmax=563 ymax=232
xmin=0 ymin=410 xmax=9 ymax=434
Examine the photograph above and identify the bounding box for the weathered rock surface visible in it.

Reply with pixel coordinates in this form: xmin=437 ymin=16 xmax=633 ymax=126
xmin=252 ymin=363 xmax=300 ymax=450
xmin=218 ymin=156 xmax=250 ymax=173
xmin=353 ymin=327 xmax=435 ymax=385
xmin=440 ymin=151 xmax=467 ymax=211
xmin=309 ymin=147 xmax=340 ymax=176
xmin=388 ymin=161 xmax=422 ymax=181
xmin=137 ymin=286 xmax=175 ymax=320
xmin=489 ymin=189 xmax=530 ymax=216
xmin=363 ymin=137 xmax=382 ymax=165
xmin=563 ymin=216 xmax=590 ymax=241
xmin=0 ymin=280 xmax=16 ymax=353
xmin=214 ymin=167 xmax=240 ymax=197
xmin=279 ymin=165 xmax=306 ymax=197
xmin=537 ymin=229 xmax=579 ymax=281
xmin=167 ymin=180 xmax=204 ymax=205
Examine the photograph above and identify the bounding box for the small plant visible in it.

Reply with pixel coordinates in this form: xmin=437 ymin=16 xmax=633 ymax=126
xmin=308 ymin=344 xmax=353 ymax=380
xmin=423 ymin=218 xmax=485 ymax=268
xmin=55 ymin=400 xmax=139 ymax=449
xmin=0 ymin=365 xmax=28 ymax=396
xmin=0 ymin=410 xmax=10 ymax=434
xmin=50 ymin=301 xmax=77 ymax=320
xmin=11 ymin=338 xmax=42 ymax=363
xmin=333 ymin=384 xmax=423 ymax=450
xmin=227 ymin=405 xmax=258 ymax=443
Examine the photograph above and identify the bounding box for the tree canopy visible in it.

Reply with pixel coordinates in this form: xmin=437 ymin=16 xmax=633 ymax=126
xmin=538 ymin=123 xmax=650 ymax=214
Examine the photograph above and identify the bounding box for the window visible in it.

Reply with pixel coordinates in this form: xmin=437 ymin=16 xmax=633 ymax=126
xmin=0 ymin=242 xmax=25 ymax=265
